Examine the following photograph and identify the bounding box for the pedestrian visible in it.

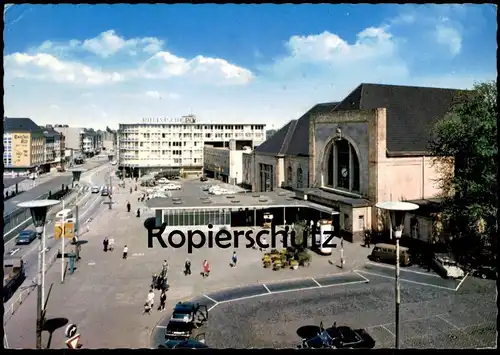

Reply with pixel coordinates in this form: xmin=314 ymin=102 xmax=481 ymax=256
xmin=202 ymin=260 xmax=210 ymax=278
xmin=230 ymin=251 xmax=238 ymax=267
xmin=366 ymin=231 xmax=371 ymax=248
xmin=158 ymin=290 xmax=167 ymax=311
xmin=147 ymin=289 xmax=155 ymax=309
xmin=126 ymin=201 xmax=131 ymax=212
xmin=162 ymin=260 xmax=169 ymax=275
xmin=109 ymin=238 xmax=115 ymax=251
xmin=161 ymin=276 xmax=168 ymax=291
xmin=123 ymin=245 xmax=128 ymax=259
xmin=151 ymin=273 xmax=157 ymax=289
xmin=136 ymin=208 xmax=141 ymax=218
xmin=184 ymin=259 xmax=191 ymax=275
xmin=103 ymin=237 xmax=109 ymax=252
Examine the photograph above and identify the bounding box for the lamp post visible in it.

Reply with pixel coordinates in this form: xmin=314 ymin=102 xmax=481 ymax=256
xmin=70 ymin=168 xmax=86 ymax=243
xmin=18 ymin=199 xmax=61 ymax=349
xmin=375 ymin=201 xmax=419 ymax=349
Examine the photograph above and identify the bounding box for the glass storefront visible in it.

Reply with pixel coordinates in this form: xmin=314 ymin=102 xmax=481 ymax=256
xmin=163 ymin=209 xmax=231 ymax=227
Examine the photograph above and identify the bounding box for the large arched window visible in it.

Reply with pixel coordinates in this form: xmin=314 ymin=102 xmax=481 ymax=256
xmin=287 ymin=166 xmax=293 ymax=186
xmin=297 ymin=167 xmax=303 ymax=188
xmin=325 ymin=139 xmax=360 ymax=193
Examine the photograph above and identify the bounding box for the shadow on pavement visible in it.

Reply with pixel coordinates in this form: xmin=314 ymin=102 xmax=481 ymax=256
xmin=43 ymin=317 xmax=68 ymax=348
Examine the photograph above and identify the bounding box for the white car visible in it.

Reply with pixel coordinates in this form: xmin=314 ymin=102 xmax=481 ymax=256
xmin=111 ymin=161 xmax=117 ymax=165
xmin=157 ymin=178 xmax=170 ymax=184
xmin=165 ymin=183 xmax=181 ymax=191
xmin=208 ymin=186 xmax=222 ymax=194
xmin=433 ymin=255 xmax=465 ymax=279
xmin=91 ymin=185 xmax=101 ymax=194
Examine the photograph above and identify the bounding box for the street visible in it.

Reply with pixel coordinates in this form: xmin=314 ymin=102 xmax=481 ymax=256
xmin=3 ymin=162 xmax=116 ymax=323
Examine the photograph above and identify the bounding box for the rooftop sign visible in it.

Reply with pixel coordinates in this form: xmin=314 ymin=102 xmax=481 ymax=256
xmin=141 ymin=115 xmax=197 ymax=124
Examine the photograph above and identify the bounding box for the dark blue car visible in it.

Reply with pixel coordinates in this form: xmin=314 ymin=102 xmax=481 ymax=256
xmin=15 ymin=230 xmax=37 ymax=245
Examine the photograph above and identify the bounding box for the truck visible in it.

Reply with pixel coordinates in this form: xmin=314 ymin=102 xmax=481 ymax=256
xmin=3 ymin=257 xmax=26 ymax=302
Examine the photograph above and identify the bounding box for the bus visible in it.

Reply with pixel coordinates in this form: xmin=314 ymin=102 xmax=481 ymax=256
xmin=313 ymin=219 xmax=334 ymax=255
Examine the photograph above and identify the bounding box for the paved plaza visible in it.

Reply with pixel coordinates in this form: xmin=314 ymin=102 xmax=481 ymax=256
xmin=4 ymin=179 xmax=371 ymax=349
xmin=200 ymin=267 xmax=496 ymax=349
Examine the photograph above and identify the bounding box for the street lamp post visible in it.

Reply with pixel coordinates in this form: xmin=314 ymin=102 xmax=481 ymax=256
xmin=375 ymin=201 xmax=419 ymax=349
xmin=18 ymin=199 xmax=61 ymax=349
xmin=70 ymin=168 xmax=86 ymax=244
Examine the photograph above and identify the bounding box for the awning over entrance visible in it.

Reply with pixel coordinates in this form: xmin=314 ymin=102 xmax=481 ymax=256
xmin=303 ymin=201 xmax=340 ymax=215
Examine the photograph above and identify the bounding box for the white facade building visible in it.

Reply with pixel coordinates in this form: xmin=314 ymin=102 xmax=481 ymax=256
xmin=203 ymin=142 xmax=252 ymax=184
xmin=118 ymin=116 xmax=266 ymax=177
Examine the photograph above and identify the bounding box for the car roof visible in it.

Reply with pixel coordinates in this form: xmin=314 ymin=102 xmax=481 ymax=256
xmin=174 ymin=302 xmax=197 ymax=313
xmin=19 ymin=230 xmax=35 ymax=235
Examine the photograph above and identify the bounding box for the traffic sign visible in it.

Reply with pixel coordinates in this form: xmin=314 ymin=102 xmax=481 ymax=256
xmin=65 ymin=334 xmax=81 ymax=349
xmin=65 ymin=324 xmax=78 ymax=338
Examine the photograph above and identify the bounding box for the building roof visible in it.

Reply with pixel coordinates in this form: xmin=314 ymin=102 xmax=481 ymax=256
xmin=40 ymin=126 xmax=61 ymax=138
xmin=255 ymin=83 xmax=467 ymax=157
xmin=254 ymin=120 xmax=297 ymax=155
xmin=4 ymin=117 xmax=42 ymax=134
xmin=333 ymin=83 xmax=467 ymax=155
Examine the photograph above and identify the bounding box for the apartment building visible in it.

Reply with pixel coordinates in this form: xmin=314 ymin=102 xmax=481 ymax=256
xmin=3 ymin=117 xmax=45 ymax=172
xmin=203 ymin=140 xmax=252 ymax=184
xmin=53 ymin=125 xmax=101 ymax=156
xmin=40 ymin=125 xmax=62 ymax=172
xmin=118 ymin=115 xmax=266 ymax=177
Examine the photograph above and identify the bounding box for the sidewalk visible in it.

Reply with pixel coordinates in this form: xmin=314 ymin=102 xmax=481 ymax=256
xmin=4 ymin=189 xmax=371 ymax=348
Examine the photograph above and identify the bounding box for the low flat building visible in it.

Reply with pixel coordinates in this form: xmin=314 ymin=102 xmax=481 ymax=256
xmin=203 ymin=140 xmax=252 ymax=184
xmin=243 ymin=83 xmax=469 ymax=243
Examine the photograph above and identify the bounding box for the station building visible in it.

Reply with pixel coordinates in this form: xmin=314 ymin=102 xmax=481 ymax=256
xmin=242 ymin=83 xmax=467 ymax=243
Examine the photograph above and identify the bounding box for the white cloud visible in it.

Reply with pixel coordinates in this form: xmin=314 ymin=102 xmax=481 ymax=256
xmin=49 ymin=104 xmax=60 ymax=109
xmin=4 ymin=52 xmax=123 ymax=85
xmin=140 ymin=51 xmax=253 ymax=85
xmin=435 ymin=21 xmax=462 ymax=56
xmin=81 ymin=30 xmax=164 ymax=58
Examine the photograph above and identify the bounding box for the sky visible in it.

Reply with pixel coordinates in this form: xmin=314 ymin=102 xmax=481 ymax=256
xmin=3 ymin=4 xmax=497 ymax=130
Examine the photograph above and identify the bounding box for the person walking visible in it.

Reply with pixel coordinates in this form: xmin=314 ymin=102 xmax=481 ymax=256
xmin=147 ymin=289 xmax=155 ymax=310
xmin=122 ymin=245 xmax=128 ymax=259
xmin=162 ymin=260 xmax=169 ymax=275
xmin=158 ymin=290 xmax=167 ymax=311
xmin=151 ymin=273 xmax=158 ymax=290
xmin=231 ymin=251 xmax=238 ymax=267
xmin=126 ymin=201 xmax=131 ymax=213
xmin=202 ymin=260 xmax=210 ymax=278
xmin=103 ymin=237 xmax=109 ymax=252
xmin=184 ymin=259 xmax=191 ymax=275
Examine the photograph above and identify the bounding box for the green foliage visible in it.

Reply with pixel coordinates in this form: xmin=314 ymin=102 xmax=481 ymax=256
xmin=428 ymin=80 xmax=497 ymax=262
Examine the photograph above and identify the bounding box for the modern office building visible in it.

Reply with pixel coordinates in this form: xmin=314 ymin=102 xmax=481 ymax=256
xmin=3 ymin=117 xmax=45 ymax=173
xmin=117 ymin=115 xmax=266 ymax=178
xmin=203 ymin=141 xmax=252 ymax=184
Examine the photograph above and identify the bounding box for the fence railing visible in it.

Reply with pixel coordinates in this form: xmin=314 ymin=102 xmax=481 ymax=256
xmin=3 ymin=251 xmax=60 ymax=324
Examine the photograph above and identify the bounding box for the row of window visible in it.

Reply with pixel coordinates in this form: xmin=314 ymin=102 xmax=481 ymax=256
xmin=286 ymin=166 xmax=305 ymax=189
xmin=163 ymin=209 xmax=231 ymax=226
xmin=121 ymin=124 xmax=265 ymax=131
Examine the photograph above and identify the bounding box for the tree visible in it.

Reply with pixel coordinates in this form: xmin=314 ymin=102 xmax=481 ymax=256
xmin=428 ymin=80 xmax=497 ymax=264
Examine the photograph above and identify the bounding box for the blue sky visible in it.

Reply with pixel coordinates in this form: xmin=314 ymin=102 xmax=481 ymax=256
xmin=4 ymin=4 xmax=497 ymax=129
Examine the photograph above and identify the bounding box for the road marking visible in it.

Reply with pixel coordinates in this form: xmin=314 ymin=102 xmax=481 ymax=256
xmin=455 ymin=273 xmax=469 ymax=291
xmin=132 ymin=253 xmax=145 ymax=257
xmin=366 ymin=261 xmax=441 ymax=278
xmin=354 ymin=271 xmax=370 ymax=282
xmin=436 ymin=314 xmax=461 ymax=330
xmin=203 ymin=295 xmax=218 ymax=304
xmin=355 ymin=270 xmax=457 ymax=291
xmin=88 ymin=261 xmax=96 ymax=266
xmin=262 ymin=284 xmax=272 ymax=293
xmin=312 ymin=278 xmax=322 ymax=287
xmin=4 ymin=333 xmax=9 ymax=349
xmin=380 ymin=324 xmax=395 ymax=337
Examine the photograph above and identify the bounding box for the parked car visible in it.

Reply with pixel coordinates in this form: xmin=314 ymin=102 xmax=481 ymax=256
xmin=200 ymin=176 xmax=208 ymax=182
xmin=15 ymin=230 xmax=37 ymax=245
xmin=157 ymin=178 xmax=170 ymax=184
xmin=298 ymin=322 xmax=375 ymax=349
xmin=432 ymin=254 xmax=465 ymax=279
xmin=91 ymin=185 xmax=101 ymax=194
xmin=111 ymin=161 xmax=117 ymax=165
xmin=370 ymin=243 xmax=411 ymax=266
xmin=165 ymin=183 xmax=181 ymax=190
xmin=472 ymin=265 xmax=497 ymax=280
xmin=169 ymin=302 xmax=208 ymax=326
